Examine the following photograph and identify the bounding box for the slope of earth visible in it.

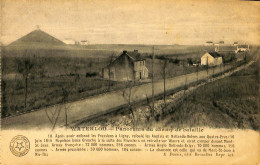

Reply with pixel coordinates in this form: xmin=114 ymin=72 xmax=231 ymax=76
xmin=159 ymin=61 xmax=260 ymax=130
xmin=8 ymin=29 xmax=65 ymax=47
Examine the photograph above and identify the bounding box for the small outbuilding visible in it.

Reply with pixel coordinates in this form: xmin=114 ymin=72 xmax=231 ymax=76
xmin=205 ymin=41 xmax=214 ymax=46
xmin=201 ymin=52 xmax=223 ymax=66
xmin=215 ymin=45 xmax=238 ymax=54
xmin=237 ymin=45 xmax=249 ymax=52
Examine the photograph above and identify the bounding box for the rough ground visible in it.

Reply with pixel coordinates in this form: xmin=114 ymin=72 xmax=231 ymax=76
xmin=79 ymin=60 xmax=259 ymax=131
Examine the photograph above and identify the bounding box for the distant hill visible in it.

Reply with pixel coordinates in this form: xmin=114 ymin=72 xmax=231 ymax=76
xmin=7 ymin=29 xmax=65 ymax=48
xmin=4 ymin=29 xmax=205 ymax=57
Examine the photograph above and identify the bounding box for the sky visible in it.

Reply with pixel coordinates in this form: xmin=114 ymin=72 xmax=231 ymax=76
xmin=1 ymin=0 xmax=260 ymax=45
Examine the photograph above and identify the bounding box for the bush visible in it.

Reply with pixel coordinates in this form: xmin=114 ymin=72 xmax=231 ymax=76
xmin=169 ymin=58 xmax=180 ymax=64
xmin=86 ymin=72 xmax=98 ymax=77
xmin=187 ymin=58 xmax=193 ymax=65
xmin=222 ymin=53 xmax=236 ymax=63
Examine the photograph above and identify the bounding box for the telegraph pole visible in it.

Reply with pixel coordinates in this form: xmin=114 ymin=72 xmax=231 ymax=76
xmin=151 ymin=46 xmax=155 ymax=117
xmin=196 ymin=54 xmax=199 ymax=82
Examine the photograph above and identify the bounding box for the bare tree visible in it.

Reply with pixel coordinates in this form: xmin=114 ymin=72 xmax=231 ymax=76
xmin=108 ymin=54 xmax=115 ymax=91
xmin=161 ymin=59 xmax=168 ymax=114
xmin=45 ymin=105 xmax=62 ymax=131
xmin=73 ymin=64 xmax=80 ymax=91
xmin=182 ymin=60 xmax=187 ymax=94
xmin=196 ymin=55 xmax=199 ymax=83
xmin=212 ymin=65 xmax=215 ymax=78
xmin=16 ymin=56 xmax=34 ymax=111
xmin=151 ymin=46 xmax=155 ymax=117
xmin=62 ymin=87 xmax=69 ymax=128
xmin=121 ymin=64 xmax=138 ymax=127
xmin=1 ymin=80 xmax=8 ymax=117
xmin=122 ymin=81 xmax=136 ymax=121
xmin=44 ymin=65 xmax=71 ymax=130
xmin=88 ymin=58 xmax=93 ymax=72
xmin=206 ymin=56 xmax=209 ymax=80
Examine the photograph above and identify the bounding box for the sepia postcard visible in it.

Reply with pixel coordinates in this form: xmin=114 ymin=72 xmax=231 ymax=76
xmin=0 ymin=0 xmax=259 ymax=164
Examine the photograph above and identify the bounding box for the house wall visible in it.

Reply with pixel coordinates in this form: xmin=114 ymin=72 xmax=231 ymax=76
xmin=134 ymin=60 xmax=149 ymax=79
xmin=102 ymin=54 xmax=149 ymax=81
xmin=103 ymin=54 xmax=135 ymax=81
xmin=238 ymin=48 xmax=248 ymax=52
xmin=214 ymin=57 xmax=223 ymax=65
xmin=201 ymin=53 xmax=215 ymax=65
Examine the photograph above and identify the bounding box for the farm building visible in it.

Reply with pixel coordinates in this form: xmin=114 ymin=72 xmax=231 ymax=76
xmin=237 ymin=45 xmax=249 ymax=52
xmin=79 ymin=40 xmax=89 ymax=45
xmin=205 ymin=41 xmax=214 ymax=46
xmin=219 ymin=41 xmax=225 ymax=45
xmin=63 ymin=39 xmax=76 ymax=45
xmin=201 ymin=52 xmax=223 ymax=66
xmin=215 ymin=45 xmax=238 ymax=54
xmin=102 ymin=50 xmax=149 ymax=81
xmin=214 ymin=41 xmax=224 ymax=46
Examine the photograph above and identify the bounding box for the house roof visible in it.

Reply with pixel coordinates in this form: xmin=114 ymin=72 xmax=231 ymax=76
xmin=207 ymin=52 xmax=222 ymax=58
xmin=105 ymin=50 xmax=144 ymax=68
xmin=238 ymin=45 xmax=248 ymax=48
xmin=123 ymin=50 xmax=144 ymax=61
xmin=218 ymin=46 xmax=237 ymax=51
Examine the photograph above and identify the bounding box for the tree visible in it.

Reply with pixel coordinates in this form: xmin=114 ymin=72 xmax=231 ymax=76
xmin=122 ymin=81 xmax=136 ymax=125
xmin=62 ymin=87 xmax=69 ymax=129
xmin=212 ymin=65 xmax=215 ymax=78
xmin=172 ymin=57 xmax=180 ymax=65
xmin=73 ymin=65 xmax=80 ymax=91
xmin=88 ymin=58 xmax=93 ymax=73
xmin=16 ymin=56 xmax=34 ymax=111
xmin=1 ymin=80 xmax=8 ymax=117
xmin=108 ymin=54 xmax=115 ymax=91
xmin=161 ymin=59 xmax=168 ymax=114
xmin=182 ymin=60 xmax=188 ymax=94
xmin=187 ymin=58 xmax=193 ymax=65
xmin=45 ymin=81 xmax=70 ymax=130
xmin=206 ymin=56 xmax=209 ymax=80
xmin=151 ymin=46 xmax=155 ymax=117
xmin=122 ymin=65 xmax=137 ymax=127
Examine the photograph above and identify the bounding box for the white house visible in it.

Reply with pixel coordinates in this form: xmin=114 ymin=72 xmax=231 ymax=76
xmin=219 ymin=41 xmax=225 ymax=45
xmin=205 ymin=41 xmax=214 ymax=46
xmin=215 ymin=45 xmax=238 ymax=54
xmin=237 ymin=45 xmax=249 ymax=52
xmin=79 ymin=40 xmax=89 ymax=45
xmin=63 ymin=39 xmax=76 ymax=45
xmin=201 ymin=52 xmax=223 ymax=66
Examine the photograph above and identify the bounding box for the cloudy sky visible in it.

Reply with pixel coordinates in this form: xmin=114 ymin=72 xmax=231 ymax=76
xmin=1 ymin=0 xmax=260 ymax=45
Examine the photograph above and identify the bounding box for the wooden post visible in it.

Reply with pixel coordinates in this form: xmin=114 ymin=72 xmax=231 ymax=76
xmin=151 ymin=46 xmax=155 ymax=117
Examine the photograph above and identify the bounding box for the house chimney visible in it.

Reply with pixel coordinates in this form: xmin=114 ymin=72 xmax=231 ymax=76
xmin=123 ymin=50 xmax=127 ymax=54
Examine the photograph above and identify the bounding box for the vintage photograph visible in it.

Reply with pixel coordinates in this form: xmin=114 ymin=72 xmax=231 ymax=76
xmin=1 ymin=0 xmax=259 ymax=131
xmin=1 ymin=0 xmax=260 ymax=164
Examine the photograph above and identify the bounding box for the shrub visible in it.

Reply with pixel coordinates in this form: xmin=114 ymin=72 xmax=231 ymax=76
xmin=86 ymin=72 xmax=98 ymax=77
xmin=169 ymin=58 xmax=180 ymax=64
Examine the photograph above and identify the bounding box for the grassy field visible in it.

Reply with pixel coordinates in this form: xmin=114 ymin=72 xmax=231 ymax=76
xmin=79 ymin=54 xmax=259 ymax=130
xmin=2 ymin=45 xmax=258 ymax=118
xmin=162 ymin=62 xmax=259 ymax=130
